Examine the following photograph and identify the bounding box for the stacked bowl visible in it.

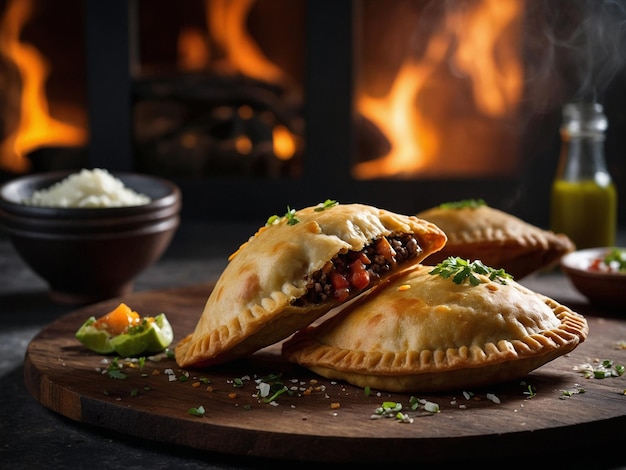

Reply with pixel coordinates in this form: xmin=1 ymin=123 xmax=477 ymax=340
xmin=0 ymin=170 xmax=181 ymax=305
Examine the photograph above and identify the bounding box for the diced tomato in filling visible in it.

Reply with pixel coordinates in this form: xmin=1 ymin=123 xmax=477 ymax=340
xmin=330 ymin=271 xmax=349 ymax=290
xmin=294 ymin=234 xmax=420 ymax=306
xmin=330 ymin=272 xmax=350 ymax=302
xmin=349 ymin=259 xmax=370 ymax=290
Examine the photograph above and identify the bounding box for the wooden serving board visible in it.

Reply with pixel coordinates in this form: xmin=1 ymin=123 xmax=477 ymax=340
xmin=24 ymin=283 xmax=626 ymax=463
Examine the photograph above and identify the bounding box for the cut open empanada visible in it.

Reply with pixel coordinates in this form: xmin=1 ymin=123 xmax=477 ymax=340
xmin=417 ymin=200 xmax=575 ymax=279
xmin=175 ymin=202 xmax=447 ymax=368
xmin=282 ymin=263 xmax=588 ymax=393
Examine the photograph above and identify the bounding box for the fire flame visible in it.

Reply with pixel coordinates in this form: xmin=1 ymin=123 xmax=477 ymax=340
xmin=354 ymin=0 xmax=524 ymax=179
xmin=0 ymin=0 xmax=86 ymax=173
xmin=206 ymin=0 xmax=284 ymax=83
xmin=178 ymin=0 xmax=296 ymax=160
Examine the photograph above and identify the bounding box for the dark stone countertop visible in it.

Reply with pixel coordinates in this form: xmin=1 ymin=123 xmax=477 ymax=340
xmin=1 ymin=220 xmax=625 ymax=469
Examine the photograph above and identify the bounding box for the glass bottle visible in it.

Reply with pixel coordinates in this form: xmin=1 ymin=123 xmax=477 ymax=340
xmin=550 ymin=102 xmax=617 ymax=249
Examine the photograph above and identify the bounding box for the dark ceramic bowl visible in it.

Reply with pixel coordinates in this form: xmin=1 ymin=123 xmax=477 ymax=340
xmin=560 ymin=247 xmax=626 ymax=308
xmin=0 ymin=171 xmax=182 ymax=305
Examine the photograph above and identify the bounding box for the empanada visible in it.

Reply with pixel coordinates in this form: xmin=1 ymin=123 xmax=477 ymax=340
xmin=282 ymin=262 xmax=588 ymax=393
xmin=175 ymin=202 xmax=447 ymax=368
xmin=417 ymin=200 xmax=575 ymax=279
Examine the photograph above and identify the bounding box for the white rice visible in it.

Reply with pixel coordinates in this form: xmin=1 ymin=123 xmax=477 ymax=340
xmin=23 ymin=168 xmax=151 ymax=208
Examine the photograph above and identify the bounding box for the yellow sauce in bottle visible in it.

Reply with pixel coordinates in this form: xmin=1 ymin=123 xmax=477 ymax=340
xmin=549 ymin=102 xmax=618 ymax=250
xmin=550 ymin=179 xmax=617 ymax=249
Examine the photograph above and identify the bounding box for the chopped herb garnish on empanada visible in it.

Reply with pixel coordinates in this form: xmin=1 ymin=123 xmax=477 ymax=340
xmin=429 ymin=257 xmax=512 ymax=286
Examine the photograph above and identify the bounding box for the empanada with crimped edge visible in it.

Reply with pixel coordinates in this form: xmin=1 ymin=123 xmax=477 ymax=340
xmin=175 ymin=203 xmax=447 ymax=369
xmin=282 ymin=264 xmax=588 ymax=393
xmin=417 ymin=201 xmax=575 ymax=279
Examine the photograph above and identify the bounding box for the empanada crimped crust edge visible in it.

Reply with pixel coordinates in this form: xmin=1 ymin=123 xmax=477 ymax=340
xmin=417 ymin=204 xmax=575 ymax=279
xmin=282 ymin=267 xmax=588 ymax=393
xmin=175 ymin=203 xmax=447 ymax=369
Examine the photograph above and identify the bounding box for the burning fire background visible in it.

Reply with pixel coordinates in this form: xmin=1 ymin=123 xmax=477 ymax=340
xmin=0 ymin=0 xmax=624 ymax=225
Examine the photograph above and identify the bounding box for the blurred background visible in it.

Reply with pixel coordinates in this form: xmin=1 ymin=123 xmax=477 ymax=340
xmin=0 ymin=0 xmax=624 ymax=227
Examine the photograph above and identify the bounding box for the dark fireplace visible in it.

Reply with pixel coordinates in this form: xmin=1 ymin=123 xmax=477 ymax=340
xmin=1 ymin=0 xmax=625 ymax=227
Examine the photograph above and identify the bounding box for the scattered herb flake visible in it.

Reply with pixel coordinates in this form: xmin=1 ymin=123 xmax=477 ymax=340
xmin=264 ymin=386 xmax=289 ymax=403
xmin=395 ymin=412 xmax=414 ymax=423
xmin=423 ymin=401 xmax=440 ymax=413
xmin=371 ymin=398 xmax=439 ymax=422
xmin=267 ymin=201 xmax=338 ymax=227
xmin=371 ymin=401 xmax=403 ymax=419
xmin=107 ymin=369 xmax=127 ymax=380
xmin=560 ymin=387 xmax=585 ymax=399
xmin=106 ymin=357 xmax=127 ymax=379
xmin=521 ymin=381 xmax=536 ymax=398
xmin=314 ymin=199 xmax=339 ymax=212
xmin=266 ymin=206 xmax=300 ymax=226
xmin=188 ymin=406 xmax=206 ymax=417
xmin=575 ymin=359 xmax=625 ymax=379
xmin=284 ymin=206 xmax=299 ymax=225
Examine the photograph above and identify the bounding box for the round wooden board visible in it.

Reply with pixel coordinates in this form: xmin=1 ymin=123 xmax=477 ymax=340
xmin=24 ymin=283 xmax=626 ymax=463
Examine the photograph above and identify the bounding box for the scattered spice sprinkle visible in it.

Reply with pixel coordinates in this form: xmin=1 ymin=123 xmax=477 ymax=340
xmin=486 ymin=393 xmax=501 ymax=404
xmin=560 ymin=386 xmax=585 ymax=399
xmin=370 ymin=397 xmax=440 ymax=423
xmin=94 ymin=355 xmax=517 ymax=415
xmin=521 ymin=381 xmax=537 ymax=399
xmin=188 ymin=405 xmax=205 ymax=417
xmin=574 ymin=359 xmax=625 ymax=379
xmin=91 ymin=348 xmax=610 ymax=422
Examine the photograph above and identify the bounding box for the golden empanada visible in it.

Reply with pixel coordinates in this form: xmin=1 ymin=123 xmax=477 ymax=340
xmin=282 ymin=262 xmax=588 ymax=393
xmin=417 ymin=200 xmax=575 ymax=278
xmin=175 ymin=202 xmax=447 ymax=368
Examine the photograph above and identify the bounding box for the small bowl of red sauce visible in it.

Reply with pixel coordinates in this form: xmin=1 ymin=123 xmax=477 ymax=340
xmin=560 ymin=247 xmax=626 ymax=308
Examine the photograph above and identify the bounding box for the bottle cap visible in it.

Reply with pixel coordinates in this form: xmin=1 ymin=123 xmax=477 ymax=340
xmin=561 ymin=102 xmax=608 ymax=137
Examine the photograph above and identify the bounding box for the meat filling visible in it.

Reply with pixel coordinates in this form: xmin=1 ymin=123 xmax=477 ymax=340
xmin=294 ymin=234 xmax=422 ymax=306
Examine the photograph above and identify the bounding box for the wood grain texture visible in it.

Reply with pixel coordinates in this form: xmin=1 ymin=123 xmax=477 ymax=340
xmin=24 ymin=283 xmax=626 ymax=463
